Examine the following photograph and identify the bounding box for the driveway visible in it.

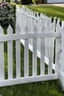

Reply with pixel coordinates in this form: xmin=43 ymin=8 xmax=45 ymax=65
xmin=51 ymin=4 xmax=64 ymax=7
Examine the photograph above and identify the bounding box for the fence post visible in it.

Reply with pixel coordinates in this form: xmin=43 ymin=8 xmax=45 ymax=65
xmin=59 ymin=21 xmax=64 ymax=90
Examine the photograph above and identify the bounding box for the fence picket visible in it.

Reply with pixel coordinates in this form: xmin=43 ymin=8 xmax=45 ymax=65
xmin=45 ymin=18 xmax=51 ymax=59
xmin=0 ymin=26 xmax=4 ymax=80
xmin=40 ymin=26 xmax=45 ymax=75
xmin=32 ymin=25 xmax=37 ymax=76
xmin=7 ymin=25 xmax=13 ymax=79
xmin=24 ymin=26 xmax=29 ymax=77
xmin=16 ymin=25 xmax=21 ymax=78
xmin=52 ymin=17 xmax=56 ymax=63
xmin=48 ymin=24 xmax=54 ymax=74
xmin=48 ymin=40 xmax=53 ymax=74
xmin=27 ymin=12 xmax=31 ymax=32
xmin=55 ymin=19 xmax=61 ymax=74
xmin=45 ymin=18 xmax=51 ymax=74
xmin=21 ymin=12 xmax=23 ymax=33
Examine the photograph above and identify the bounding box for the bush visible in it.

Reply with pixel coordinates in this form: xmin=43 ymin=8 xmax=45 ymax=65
xmin=0 ymin=2 xmax=16 ymax=28
xmin=21 ymin=0 xmax=33 ymax=4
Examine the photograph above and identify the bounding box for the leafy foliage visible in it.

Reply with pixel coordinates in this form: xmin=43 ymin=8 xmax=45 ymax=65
xmin=0 ymin=2 xmax=16 ymax=28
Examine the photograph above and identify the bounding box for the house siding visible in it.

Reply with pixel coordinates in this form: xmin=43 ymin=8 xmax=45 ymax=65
xmin=47 ymin=0 xmax=64 ymax=3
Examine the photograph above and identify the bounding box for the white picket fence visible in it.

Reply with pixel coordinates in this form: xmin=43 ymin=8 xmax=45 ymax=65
xmin=16 ymin=6 xmax=64 ymax=89
xmin=0 ymin=6 xmax=64 ymax=89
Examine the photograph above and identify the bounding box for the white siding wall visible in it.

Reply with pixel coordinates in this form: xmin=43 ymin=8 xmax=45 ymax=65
xmin=47 ymin=0 xmax=64 ymax=3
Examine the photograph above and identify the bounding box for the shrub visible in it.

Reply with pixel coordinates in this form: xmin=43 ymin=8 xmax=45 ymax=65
xmin=21 ymin=0 xmax=33 ymax=4
xmin=0 ymin=2 xmax=16 ymax=28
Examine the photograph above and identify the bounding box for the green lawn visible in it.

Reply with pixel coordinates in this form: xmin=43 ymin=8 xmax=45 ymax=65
xmin=26 ymin=5 xmax=64 ymax=21
xmin=0 ymin=5 xmax=64 ymax=96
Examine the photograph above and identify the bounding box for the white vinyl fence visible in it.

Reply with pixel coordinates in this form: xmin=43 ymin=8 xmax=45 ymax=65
xmin=0 ymin=6 xmax=64 ymax=89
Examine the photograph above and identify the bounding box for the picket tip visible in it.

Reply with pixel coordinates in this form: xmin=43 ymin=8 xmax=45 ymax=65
xmin=61 ymin=26 xmax=64 ymax=33
xmin=25 ymin=26 xmax=29 ymax=33
xmin=7 ymin=25 xmax=13 ymax=34
xmin=16 ymin=25 xmax=21 ymax=34
xmin=62 ymin=21 xmax=64 ymax=28
xmin=41 ymin=25 xmax=45 ymax=32
xmin=33 ymin=25 xmax=37 ymax=33
xmin=57 ymin=18 xmax=60 ymax=25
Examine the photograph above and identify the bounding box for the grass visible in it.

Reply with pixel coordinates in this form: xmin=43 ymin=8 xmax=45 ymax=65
xmin=0 ymin=5 xmax=64 ymax=96
xmin=0 ymin=80 xmax=64 ymax=96
xmin=26 ymin=5 xmax=64 ymax=21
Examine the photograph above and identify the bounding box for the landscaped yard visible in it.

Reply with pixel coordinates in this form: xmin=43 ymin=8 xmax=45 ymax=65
xmin=0 ymin=4 xmax=64 ymax=96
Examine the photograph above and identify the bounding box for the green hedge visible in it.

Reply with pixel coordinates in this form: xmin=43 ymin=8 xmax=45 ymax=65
xmin=0 ymin=2 xmax=16 ymax=28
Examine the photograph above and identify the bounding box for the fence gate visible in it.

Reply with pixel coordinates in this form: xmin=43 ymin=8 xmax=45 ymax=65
xmin=0 ymin=6 xmax=64 ymax=88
